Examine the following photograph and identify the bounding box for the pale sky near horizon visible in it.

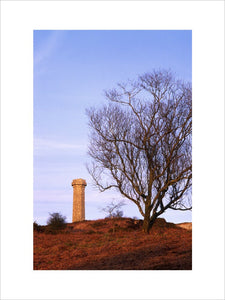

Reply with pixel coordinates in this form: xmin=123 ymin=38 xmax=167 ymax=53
xmin=33 ymin=30 xmax=192 ymax=225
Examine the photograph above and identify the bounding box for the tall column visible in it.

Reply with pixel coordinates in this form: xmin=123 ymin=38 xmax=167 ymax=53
xmin=71 ymin=178 xmax=87 ymax=222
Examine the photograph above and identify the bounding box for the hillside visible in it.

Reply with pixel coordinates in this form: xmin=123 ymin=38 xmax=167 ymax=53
xmin=33 ymin=217 xmax=192 ymax=270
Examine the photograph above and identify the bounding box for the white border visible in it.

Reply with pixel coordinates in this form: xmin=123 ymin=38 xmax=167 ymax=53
xmin=1 ymin=1 xmax=224 ymax=299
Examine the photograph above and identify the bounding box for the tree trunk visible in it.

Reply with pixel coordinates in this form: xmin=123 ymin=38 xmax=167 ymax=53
xmin=143 ymin=214 xmax=156 ymax=234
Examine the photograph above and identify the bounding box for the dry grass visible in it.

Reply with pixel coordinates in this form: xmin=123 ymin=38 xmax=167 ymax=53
xmin=176 ymin=222 xmax=192 ymax=230
xmin=33 ymin=217 xmax=192 ymax=270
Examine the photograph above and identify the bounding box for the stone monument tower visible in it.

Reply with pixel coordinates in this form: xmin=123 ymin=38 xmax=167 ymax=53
xmin=71 ymin=178 xmax=87 ymax=222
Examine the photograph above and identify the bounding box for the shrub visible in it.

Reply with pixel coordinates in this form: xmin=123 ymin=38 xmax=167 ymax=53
xmin=47 ymin=212 xmax=67 ymax=232
xmin=101 ymin=200 xmax=126 ymax=219
xmin=33 ymin=221 xmax=43 ymax=232
xmin=111 ymin=210 xmax=124 ymax=218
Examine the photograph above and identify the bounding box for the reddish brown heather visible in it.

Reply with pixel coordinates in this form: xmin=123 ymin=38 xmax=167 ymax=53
xmin=33 ymin=218 xmax=192 ymax=270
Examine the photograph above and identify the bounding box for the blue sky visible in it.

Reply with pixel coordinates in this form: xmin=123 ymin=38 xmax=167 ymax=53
xmin=34 ymin=30 xmax=192 ymax=225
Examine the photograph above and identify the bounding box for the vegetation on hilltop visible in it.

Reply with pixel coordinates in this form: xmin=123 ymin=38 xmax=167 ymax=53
xmin=33 ymin=217 xmax=192 ymax=270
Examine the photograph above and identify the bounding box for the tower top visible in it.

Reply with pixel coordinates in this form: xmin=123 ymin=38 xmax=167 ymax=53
xmin=71 ymin=178 xmax=87 ymax=186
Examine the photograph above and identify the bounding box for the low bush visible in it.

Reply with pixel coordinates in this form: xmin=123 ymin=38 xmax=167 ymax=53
xmin=101 ymin=200 xmax=126 ymax=219
xmin=33 ymin=221 xmax=44 ymax=232
xmin=47 ymin=212 xmax=67 ymax=232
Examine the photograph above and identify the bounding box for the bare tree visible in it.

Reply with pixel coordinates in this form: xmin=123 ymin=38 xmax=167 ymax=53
xmin=100 ymin=199 xmax=126 ymax=218
xmin=86 ymin=70 xmax=192 ymax=233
